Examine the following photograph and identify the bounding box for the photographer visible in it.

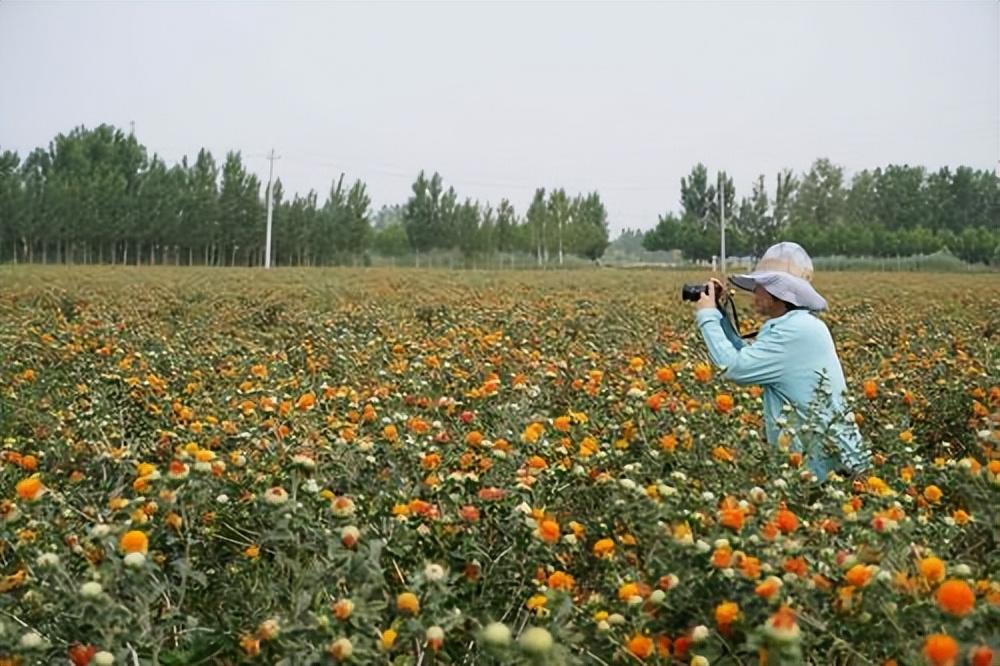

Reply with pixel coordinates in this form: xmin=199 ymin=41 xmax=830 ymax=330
xmin=691 ymin=242 xmax=870 ymax=481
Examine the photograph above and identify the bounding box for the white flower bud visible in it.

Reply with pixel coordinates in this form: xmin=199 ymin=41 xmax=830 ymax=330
xmin=518 ymin=627 xmax=554 ymax=655
xmin=124 ymin=552 xmax=146 ymax=569
xmin=80 ymin=581 xmax=104 ymax=598
xmin=481 ymin=622 xmax=511 ymax=646
xmin=36 ymin=552 xmax=60 ymax=568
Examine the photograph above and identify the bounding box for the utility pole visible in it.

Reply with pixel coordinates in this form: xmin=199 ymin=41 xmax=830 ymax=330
xmin=129 ymin=120 xmax=135 ymax=136
xmin=719 ymin=171 xmax=727 ymax=280
xmin=264 ymin=149 xmax=280 ymax=268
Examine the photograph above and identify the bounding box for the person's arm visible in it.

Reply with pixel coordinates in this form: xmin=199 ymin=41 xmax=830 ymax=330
xmin=718 ymin=310 xmax=747 ymax=350
xmin=695 ymin=308 xmax=787 ymax=385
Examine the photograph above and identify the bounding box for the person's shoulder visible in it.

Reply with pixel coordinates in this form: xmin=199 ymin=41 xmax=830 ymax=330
xmin=767 ymin=310 xmax=825 ymax=337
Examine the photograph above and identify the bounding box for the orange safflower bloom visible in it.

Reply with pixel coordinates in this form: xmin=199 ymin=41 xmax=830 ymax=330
xmin=715 ymin=393 xmax=734 ymax=413
xmin=923 ymin=634 xmax=959 ymax=666
xmin=711 ymin=545 xmax=733 ymax=569
xmin=715 ymin=601 xmax=740 ymax=627
xmin=577 ymin=436 xmax=599 ymax=457
xmin=521 ymin=422 xmax=545 ymax=444
xmin=952 ymin=509 xmax=971 ymax=525
xmin=935 ymin=579 xmax=975 ymax=617
xmin=656 ymin=366 xmax=676 ymax=383
xmin=626 ymin=634 xmax=654 ymax=660
xmin=478 ymin=487 xmax=506 ymax=501
xmin=761 ymin=521 xmax=780 ymax=541
xmin=240 ymin=634 xmax=261 ymax=657
xmin=459 ymin=505 xmax=480 ymax=522
xmin=969 ymin=646 xmax=994 ymax=666
xmin=781 ymin=557 xmax=809 ymax=577
xmin=659 ymin=434 xmax=677 ymax=452
xmin=924 ymin=485 xmax=943 ymax=503
xmin=295 ymin=392 xmax=316 ymax=411
xmin=592 ymin=538 xmax=615 ymax=558
xmin=845 ymin=564 xmax=874 ymax=588
xmin=552 ymin=416 xmax=572 ymax=432
xmin=547 ymin=570 xmax=575 ymax=591
xmin=712 ymin=446 xmax=736 ymax=462
xmin=694 ymin=362 xmax=713 ymax=383
xmin=719 ymin=507 xmax=744 ymax=532
xmin=775 ymin=509 xmax=799 ymax=534
xmin=68 ymin=644 xmax=97 ymax=666
xmin=617 ymin=581 xmax=650 ymax=601
xmin=15 ymin=477 xmax=44 ymax=501
xmin=536 ymin=519 xmax=560 ymax=544
xmin=863 ymin=379 xmax=878 ymax=399
xmin=408 ymin=417 xmax=430 ymax=434
xmin=918 ymin=556 xmax=946 ymax=583
xmin=673 ymin=635 xmax=692 ymax=658
xmin=332 ymin=599 xmax=354 ymax=621
xmin=739 ymin=556 xmax=762 ymax=580
xmin=755 ymin=576 xmax=782 ymax=600
xmin=969 ymin=645 xmax=993 ymax=666
xmin=120 ymin=530 xmax=149 ymax=554
xmin=526 ymin=455 xmax=548 ymax=470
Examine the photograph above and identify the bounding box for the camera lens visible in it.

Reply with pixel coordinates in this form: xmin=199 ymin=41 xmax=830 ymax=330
xmin=681 ymin=283 xmax=707 ymax=302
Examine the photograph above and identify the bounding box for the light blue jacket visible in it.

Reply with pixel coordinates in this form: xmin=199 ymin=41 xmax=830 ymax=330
xmin=695 ymin=307 xmax=871 ymax=480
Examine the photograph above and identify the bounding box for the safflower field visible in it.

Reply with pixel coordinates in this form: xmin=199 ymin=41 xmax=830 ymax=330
xmin=0 ymin=266 xmax=998 ymax=666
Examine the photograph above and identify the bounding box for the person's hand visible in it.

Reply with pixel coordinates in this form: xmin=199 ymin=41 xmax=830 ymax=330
xmin=695 ymin=278 xmax=728 ymax=310
xmin=695 ymin=279 xmax=718 ymax=311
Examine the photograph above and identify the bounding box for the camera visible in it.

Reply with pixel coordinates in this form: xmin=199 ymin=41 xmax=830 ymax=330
xmin=681 ymin=283 xmax=710 ymax=302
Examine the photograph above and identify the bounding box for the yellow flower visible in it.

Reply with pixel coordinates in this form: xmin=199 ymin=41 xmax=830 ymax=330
xmin=918 ymin=556 xmax=946 ymax=583
xmin=693 ymin=362 xmax=713 ymax=383
xmin=397 ymin=592 xmax=420 ymax=615
xmin=526 ymin=594 xmax=548 ymax=612
xmin=379 ymin=628 xmax=398 ymax=651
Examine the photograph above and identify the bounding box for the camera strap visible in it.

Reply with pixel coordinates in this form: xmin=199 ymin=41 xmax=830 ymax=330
xmin=721 ymin=296 xmax=759 ymax=340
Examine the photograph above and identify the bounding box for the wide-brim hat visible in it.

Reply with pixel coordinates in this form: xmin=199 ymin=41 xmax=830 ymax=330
xmin=728 ymin=242 xmax=828 ymax=311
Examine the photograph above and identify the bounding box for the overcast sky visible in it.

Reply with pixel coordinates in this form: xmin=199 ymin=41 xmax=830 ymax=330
xmin=1 ymin=1 xmax=997 ymax=235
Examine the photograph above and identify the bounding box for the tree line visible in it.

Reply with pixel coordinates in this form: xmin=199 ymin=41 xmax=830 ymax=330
xmin=643 ymin=160 xmax=1000 ymax=265
xmin=0 ymin=124 xmax=609 ymax=266
xmin=1 ymin=124 xmax=997 ymax=267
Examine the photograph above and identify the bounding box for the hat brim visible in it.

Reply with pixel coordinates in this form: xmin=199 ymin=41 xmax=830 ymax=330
xmin=727 ymin=271 xmax=828 ymax=311
xmin=728 ymin=274 xmax=757 ymax=292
